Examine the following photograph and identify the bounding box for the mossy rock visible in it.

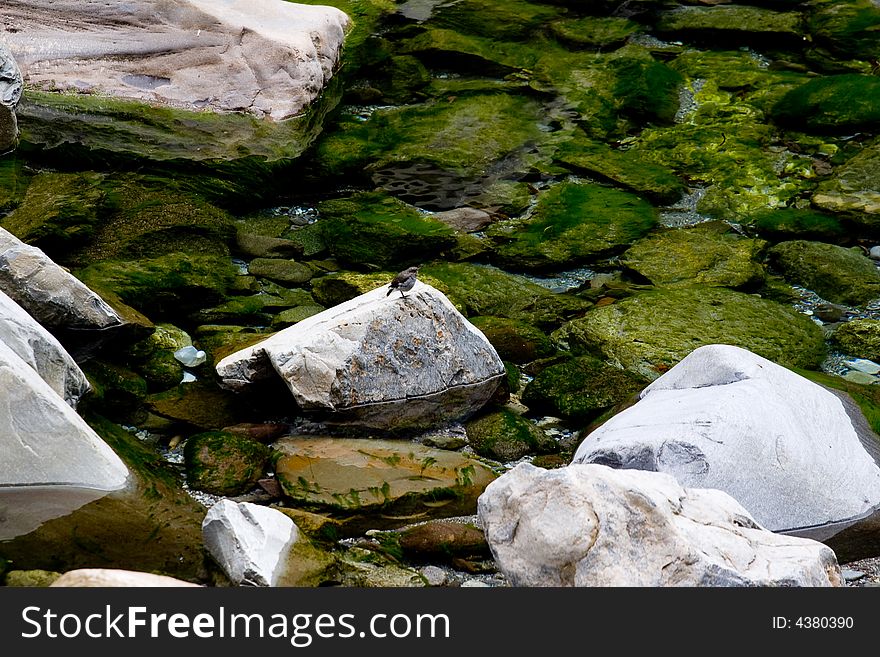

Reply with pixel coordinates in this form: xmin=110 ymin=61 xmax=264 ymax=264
xmin=191 ymin=325 xmax=275 ymax=365
xmin=767 ymin=240 xmax=880 ymax=306
xmin=621 ymin=221 xmax=767 ymax=289
xmin=465 ymin=408 xmax=558 ymax=461
xmin=807 ymin=0 xmax=880 ymax=60
xmin=396 ymin=520 xmax=491 ymax=561
xmin=555 ymin=135 xmax=684 ymax=204
xmin=521 ymin=356 xmax=647 ymax=423
xmin=274 ymin=535 xmax=344 ymax=587
xmin=655 ymin=5 xmax=805 ymax=43
xmin=80 ymin=361 xmax=148 ymax=423
xmin=271 ymin=305 xmax=326 ymax=328
xmin=235 ymin=231 xmax=304 ymax=259
xmin=608 ymin=46 xmax=685 ymax=126
xmin=431 ymin=0 xmax=561 ymax=41
xmin=192 ymin=295 xmax=274 ymax=326
xmin=771 ymin=75 xmax=880 ymax=134
xmin=145 ymin=380 xmax=249 ymax=431
xmin=3 ymin=569 xmax=61 ymax=587
xmin=554 ymin=286 xmax=826 ymax=380
xmin=487 ymin=180 xmax=657 ymax=271
xmin=830 ymin=320 xmax=880 ymax=361
xmin=423 ymin=262 xmax=590 ymax=329
xmin=76 ymin=253 xmax=238 ymax=318
xmin=247 ymin=258 xmax=314 ymax=285
xmin=747 ymin=207 xmax=846 ymax=241
xmin=0 ymin=171 xmax=106 ymax=260
xmin=0 ymin=414 xmax=209 ymax=582
xmin=315 ymin=193 xmax=457 ymax=269
xmin=398 ymin=27 xmax=541 ymax=75
xmin=472 ymin=180 xmax=534 ymax=217
xmin=549 ymin=16 xmax=642 ymax=49
xmin=123 ymin=323 xmax=191 ymax=391
xmin=669 ymin=49 xmax=789 ymax=91
xmin=310 ymin=271 xmax=400 ymax=307
xmin=0 ymin=157 xmax=32 ymax=213
xmin=183 ymin=431 xmax=270 ymax=496
xmin=812 ymin=138 xmax=880 ymax=219
xmin=469 ymin=316 xmax=556 ymax=364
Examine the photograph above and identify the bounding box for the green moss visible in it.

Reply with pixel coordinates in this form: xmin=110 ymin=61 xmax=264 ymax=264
xmin=0 ymin=171 xmax=106 ymax=259
xmin=549 ymin=16 xmax=642 ymax=49
xmin=469 ymin=316 xmax=556 ymax=364
xmin=431 ymin=0 xmax=561 ymax=41
xmin=183 ymin=431 xmax=270 ymax=496
xmin=812 ymin=138 xmax=880 ymax=220
xmin=807 ymin=0 xmax=880 ymax=60
xmin=247 ymin=258 xmax=314 ymax=285
xmin=399 ymin=28 xmax=541 ymax=73
xmin=316 ymin=192 xmax=457 ymax=269
xmin=464 ymin=408 xmax=558 ymax=461
xmin=767 ymin=240 xmax=880 ymax=306
xmin=80 ymin=361 xmax=148 ymax=423
xmin=656 ymin=5 xmax=804 ymax=39
xmin=555 ymin=134 xmax=684 ymax=204
xmin=423 ymin=262 xmax=590 ymax=329
xmin=488 ymin=180 xmax=657 ymax=271
xmin=3 ymin=569 xmax=61 ymax=587
xmin=272 ymin=305 xmax=326 ymax=328
xmin=76 ymin=253 xmax=237 ymax=319
xmin=621 ymin=221 xmax=767 ymax=289
xmin=122 ymin=324 xmax=191 ymax=391
xmin=145 ymin=381 xmax=249 ymax=431
xmin=554 ymin=286 xmax=826 ymax=379
xmin=609 ymin=48 xmax=685 ymax=125
xmin=521 ymin=356 xmax=647 ymax=422
xmin=748 ymin=207 xmax=846 ymax=241
xmin=830 ymin=319 xmax=880 ymax=361
xmin=772 ymin=75 xmax=880 ymax=134
xmin=0 ymin=156 xmax=32 ymax=213
xmin=310 ymin=271 xmax=393 ymax=307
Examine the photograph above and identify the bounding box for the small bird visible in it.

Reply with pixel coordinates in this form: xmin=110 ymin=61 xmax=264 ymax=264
xmin=386 ymin=265 xmax=420 ymax=298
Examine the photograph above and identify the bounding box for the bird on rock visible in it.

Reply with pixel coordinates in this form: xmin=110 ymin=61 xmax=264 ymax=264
xmin=386 ymin=265 xmax=420 ymax=298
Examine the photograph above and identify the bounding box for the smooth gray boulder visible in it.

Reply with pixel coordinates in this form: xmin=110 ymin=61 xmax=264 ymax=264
xmin=572 ymin=344 xmax=880 ymax=535
xmin=216 ymin=282 xmax=506 ymax=430
xmin=0 ymin=41 xmax=21 ymax=153
xmin=478 ymin=462 xmax=843 ymax=587
xmin=202 ymin=500 xmax=299 ymax=587
xmin=2 ymin=0 xmax=349 ymax=120
xmin=0 ymin=338 xmax=129 ymax=540
xmin=0 ymin=226 xmax=124 ymax=331
xmin=0 ymin=289 xmax=90 ymax=407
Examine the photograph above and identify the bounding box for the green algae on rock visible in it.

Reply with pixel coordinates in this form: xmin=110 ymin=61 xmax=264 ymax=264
xmin=488 ymin=180 xmax=657 ymax=271
xmin=521 ymin=355 xmax=647 ymax=423
xmin=469 ymin=315 xmax=557 ymax=364
xmin=183 ymin=430 xmax=271 ymax=496
xmin=621 ymin=221 xmax=767 ymax=289
xmin=464 ymin=408 xmax=558 ymax=462
xmin=747 ymin=207 xmax=846 ymax=241
xmin=80 ymin=360 xmax=148 ymax=424
xmin=430 ymin=0 xmax=561 ymax=42
xmin=830 ymin=320 xmax=880 ymax=362
xmin=422 ymin=261 xmax=590 ymax=329
xmin=122 ymin=323 xmax=191 ymax=391
xmin=771 ymin=75 xmax=880 ymax=134
xmin=273 ymin=437 xmax=497 ymax=535
xmin=812 ymin=138 xmax=880 ymax=219
xmin=655 ymin=4 xmax=805 ymax=44
xmin=807 ymin=0 xmax=880 ymax=61
xmin=549 ymin=15 xmax=642 ymax=50
xmin=553 ymin=286 xmax=826 ymax=380
xmin=767 ymin=240 xmax=880 ymax=306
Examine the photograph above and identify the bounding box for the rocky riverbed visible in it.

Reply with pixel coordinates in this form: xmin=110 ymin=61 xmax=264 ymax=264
xmin=3 ymin=0 xmax=880 ymax=587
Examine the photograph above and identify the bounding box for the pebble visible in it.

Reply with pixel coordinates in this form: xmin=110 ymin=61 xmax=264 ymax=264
xmin=460 ymin=579 xmax=490 ymax=587
xmin=420 ymin=566 xmax=448 ymax=587
xmin=870 ymin=246 xmax=880 ymax=261
xmin=842 ymin=568 xmax=867 ymax=582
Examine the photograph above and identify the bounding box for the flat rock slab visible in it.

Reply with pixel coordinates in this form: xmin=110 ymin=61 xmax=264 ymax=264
xmin=0 ymin=288 xmax=90 ymax=407
xmin=217 ymin=282 xmax=505 ymax=431
xmin=2 ymin=0 xmax=349 ymax=120
xmin=274 ymin=437 xmax=496 ymax=532
xmin=478 ymin=462 xmax=842 ymax=587
xmin=573 ymin=344 xmax=880 ymax=535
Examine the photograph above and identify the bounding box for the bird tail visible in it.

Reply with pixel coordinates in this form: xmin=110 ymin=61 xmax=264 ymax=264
xmin=386 ymin=287 xmax=393 ymax=296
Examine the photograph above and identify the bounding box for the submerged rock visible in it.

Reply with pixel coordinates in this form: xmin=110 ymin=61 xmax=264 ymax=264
xmin=812 ymin=138 xmax=880 ymax=219
xmin=0 ymin=43 xmax=21 ymax=154
xmin=184 ymin=431 xmax=271 ymax=496
xmin=0 ymin=289 xmax=90 ymax=407
xmin=478 ymin=462 xmax=842 ymax=587
xmin=465 ymin=408 xmax=558 ymax=461
xmin=772 ymin=74 xmax=880 ymax=134
xmin=216 ymin=282 xmax=505 ymax=431
xmin=573 ymin=344 xmax=880 ymax=541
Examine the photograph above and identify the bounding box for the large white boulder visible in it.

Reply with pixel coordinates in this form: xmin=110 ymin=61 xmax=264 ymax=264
xmin=477 ymin=462 xmax=843 ymax=587
xmin=216 ymin=282 xmax=506 ymax=430
xmin=0 ymin=42 xmax=21 ymax=153
xmin=202 ymin=500 xmax=299 ymax=587
xmin=0 ymin=339 xmax=129 ymax=540
xmin=2 ymin=0 xmax=349 ymax=120
xmin=0 ymin=288 xmax=90 ymax=407
xmin=0 ymin=226 xmax=124 ymax=331
xmin=573 ymin=344 xmax=880 ymax=535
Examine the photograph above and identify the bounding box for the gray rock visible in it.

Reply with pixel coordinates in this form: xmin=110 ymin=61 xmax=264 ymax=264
xmin=420 ymin=565 xmax=448 ymax=586
xmin=432 ymin=207 xmax=493 ymax=233
xmin=478 ymin=462 xmax=843 ymax=587
xmin=0 ymin=289 xmax=90 ymax=407
xmin=572 ymin=344 xmax=880 ymax=534
xmin=217 ymin=282 xmax=506 ymax=430
xmin=2 ymin=0 xmax=349 ymax=120
xmin=0 ymin=42 xmax=22 ymax=153
xmin=202 ymin=499 xmax=298 ymax=586
xmin=51 ymin=568 xmax=200 ymax=587
xmin=0 ymin=339 xmax=129 ymax=540
xmin=0 ymin=227 xmax=124 ymax=331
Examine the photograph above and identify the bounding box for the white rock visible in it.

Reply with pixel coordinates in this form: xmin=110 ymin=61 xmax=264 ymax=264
xmin=2 ymin=0 xmax=349 ymax=120
xmin=869 ymin=246 xmax=880 ymax=261
xmin=572 ymin=344 xmax=880 ymax=533
xmin=0 ymin=288 xmax=90 ymax=407
xmin=202 ymin=500 xmax=298 ymax=586
xmin=0 ymin=227 xmax=123 ymax=331
xmin=216 ymin=282 xmax=505 ymax=430
xmin=51 ymin=568 xmax=200 ymax=587
xmin=845 ymin=357 xmax=880 ymax=375
xmin=174 ymin=345 xmax=206 ymax=367
xmin=0 ymin=339 xmax=129 ymax=539
xmin=477 ymin=462 xmax=843 ymax=587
